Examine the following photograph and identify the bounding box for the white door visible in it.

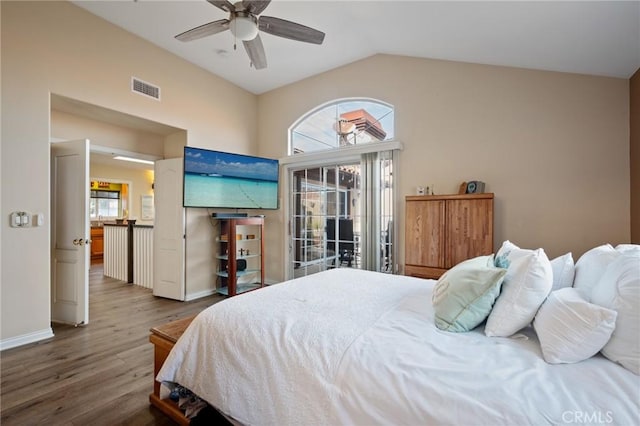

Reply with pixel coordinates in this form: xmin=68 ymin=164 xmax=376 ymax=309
xmin=51 ymin=139 xmax=90 ymax=325
xmin=153 ymin=158 xmax=186 ymax=300
xmin=286 ymin=151 xmax=397 ymax=279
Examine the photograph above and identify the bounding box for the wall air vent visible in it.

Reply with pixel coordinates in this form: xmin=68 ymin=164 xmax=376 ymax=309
xmin=131 ymin=77 xmax=160 ymax=100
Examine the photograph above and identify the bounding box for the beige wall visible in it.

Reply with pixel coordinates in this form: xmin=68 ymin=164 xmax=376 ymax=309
xmin=51 ymin=108 xmax=168 ymax=158
xmin=1 ymin=1 xmax=257 ymax=345
xmin=631 ymin=69 xmax=639 ymax=243
xmin=258 ymin=54 xmax=630 ymax=280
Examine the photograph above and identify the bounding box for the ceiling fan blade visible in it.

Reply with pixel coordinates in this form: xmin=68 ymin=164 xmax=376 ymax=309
xmin=243 ymin=34 xmax=267 ymax=69
xmin=259 ymin=16 xmax=325 ymax=45
xmin=207 ymin=0 xmax=236 ymax=13
xmin=175 ymin=19 xmax=230 ymax=42
xmin=242 ymin=0 xmax=271 ymax=15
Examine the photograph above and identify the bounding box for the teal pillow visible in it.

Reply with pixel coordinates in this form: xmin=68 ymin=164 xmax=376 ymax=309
xmin=432 ymin=255 xmax=507 ymax=332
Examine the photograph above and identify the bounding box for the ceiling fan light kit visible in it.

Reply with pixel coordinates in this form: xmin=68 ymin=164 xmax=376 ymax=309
xmin=230 ymin=14 xmax=259 ymax=41
xmin=175 ymin=0 xmax=325 ymax=69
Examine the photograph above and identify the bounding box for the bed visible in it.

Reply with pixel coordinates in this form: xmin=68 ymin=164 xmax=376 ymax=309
xmin=157 ymin=263 xmax=640 ymax=426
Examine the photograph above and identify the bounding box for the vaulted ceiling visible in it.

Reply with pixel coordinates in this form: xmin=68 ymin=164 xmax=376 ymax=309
xmin=74 ymin=1 xmax=640 ymax=95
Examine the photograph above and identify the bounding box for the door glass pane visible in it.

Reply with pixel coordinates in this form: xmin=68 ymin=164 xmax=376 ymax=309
xmin=380 ymin=152 xmax=394 ymax=272
xmin=291 ymin=164 xmax=361 ymax=278
xmin=287 ymin=150 xmax=397 ymax=278
xmin=292 ymin=168 xmax=324 ymax=271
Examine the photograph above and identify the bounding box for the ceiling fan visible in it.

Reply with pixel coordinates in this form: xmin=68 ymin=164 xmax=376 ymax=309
xmin=175 ymin=0 xmax=325 ymax=70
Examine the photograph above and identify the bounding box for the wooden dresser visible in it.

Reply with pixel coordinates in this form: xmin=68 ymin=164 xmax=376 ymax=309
xmin=149 ymin=315 xmax=196 ymax=425
xmin=405 ymin=193 xmax=494 ymax=279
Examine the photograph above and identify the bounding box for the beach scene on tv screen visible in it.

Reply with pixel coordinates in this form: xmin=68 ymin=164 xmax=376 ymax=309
xmin=184 ymin=148 xmax=278 ymax=209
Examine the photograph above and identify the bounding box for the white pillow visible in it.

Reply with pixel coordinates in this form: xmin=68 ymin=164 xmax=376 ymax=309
xmin=591 ymin=253 xmax=640 ymax=375
xmin=573 ymin=244 xmax=619 ymax=301
xmin=550 ymin=253 xmax=575 ymax=291
xmin=615 ymin=244 xmax=640 ymax=254
xmin=485 ymin=241 xmax=553 ymax=337
xmin=534 ymin=288 xmax=617 ymax=364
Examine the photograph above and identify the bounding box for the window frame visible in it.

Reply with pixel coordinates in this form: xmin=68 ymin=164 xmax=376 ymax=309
xmin=89 ymin=177 xmax=133 ymax=220
xmin=288 ymin=97 xmax=395 ymax=156
xmin=283 ymin=98 xmax=400 ymax=280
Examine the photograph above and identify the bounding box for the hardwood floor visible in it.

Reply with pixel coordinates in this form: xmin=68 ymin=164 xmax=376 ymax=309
xmin=1 ymin=264 xmax=225 ymax=425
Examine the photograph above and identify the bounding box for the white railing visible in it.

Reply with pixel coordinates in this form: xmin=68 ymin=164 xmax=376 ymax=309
xmin=133 ymin=226 xmax=153 ymax=289
xmin=103 ymin=224 xmax=154 ymax=289
xmin=103 ymin=225 xmax=128 ymax=282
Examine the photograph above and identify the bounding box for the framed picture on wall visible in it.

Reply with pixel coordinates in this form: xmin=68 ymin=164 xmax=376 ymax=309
xmin=141 ymin=195 xmax=154 ymax=220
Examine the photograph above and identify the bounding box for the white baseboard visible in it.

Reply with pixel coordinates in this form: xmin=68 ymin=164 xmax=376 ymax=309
xmin=185 ymin=288 xmax=217 ymax=301
xmin=0 ymin=327 xmax=54 ymax=351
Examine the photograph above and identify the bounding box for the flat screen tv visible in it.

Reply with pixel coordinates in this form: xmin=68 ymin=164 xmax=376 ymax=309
xmin=183 ymin=146 xmax=279 ymax=209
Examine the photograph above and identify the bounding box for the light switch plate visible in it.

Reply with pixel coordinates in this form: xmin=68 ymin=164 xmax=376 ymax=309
xmin=10 ymin=211 xmax=29 ymax=227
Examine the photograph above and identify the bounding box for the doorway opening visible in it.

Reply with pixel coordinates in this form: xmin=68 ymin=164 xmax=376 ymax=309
xmin=50 ymin=93 xmax=185 ymax=328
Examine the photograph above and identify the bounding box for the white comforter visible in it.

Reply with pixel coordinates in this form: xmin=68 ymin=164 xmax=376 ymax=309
xmin=157 ymin=268 xmax=640 ymax=426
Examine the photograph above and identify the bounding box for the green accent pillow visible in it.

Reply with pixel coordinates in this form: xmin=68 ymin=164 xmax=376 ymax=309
xmin=432 ymin=255 xmax=507 ymax=332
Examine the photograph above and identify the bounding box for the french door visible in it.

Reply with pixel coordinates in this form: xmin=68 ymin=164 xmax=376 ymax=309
xmin=286 ymin=150 xmax=396 ymax=279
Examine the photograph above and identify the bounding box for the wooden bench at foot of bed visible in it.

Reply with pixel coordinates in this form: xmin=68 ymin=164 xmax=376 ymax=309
xmin=149 ymin=315 xmax=196 ymax=426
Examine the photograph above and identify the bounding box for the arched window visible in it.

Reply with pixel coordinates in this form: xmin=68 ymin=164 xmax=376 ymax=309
xmin=289 ymin=98 xmax=395 ymax=155
xmin=283 ymin=99 xmax=399 ymax=279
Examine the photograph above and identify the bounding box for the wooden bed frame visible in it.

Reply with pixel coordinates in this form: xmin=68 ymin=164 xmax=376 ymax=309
xmin=149 ymin=315 xmax=196 ymax=425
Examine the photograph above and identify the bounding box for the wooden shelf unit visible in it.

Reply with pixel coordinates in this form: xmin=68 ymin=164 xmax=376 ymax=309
xmin=215 ymin=217 xmax=265 ymax=297
xmin=404 ymin=193 xmax=494 ymax=279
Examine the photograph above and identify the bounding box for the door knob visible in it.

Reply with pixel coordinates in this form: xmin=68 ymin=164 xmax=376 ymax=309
xmin=73 ymin=239 xmax=80 ymax=245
